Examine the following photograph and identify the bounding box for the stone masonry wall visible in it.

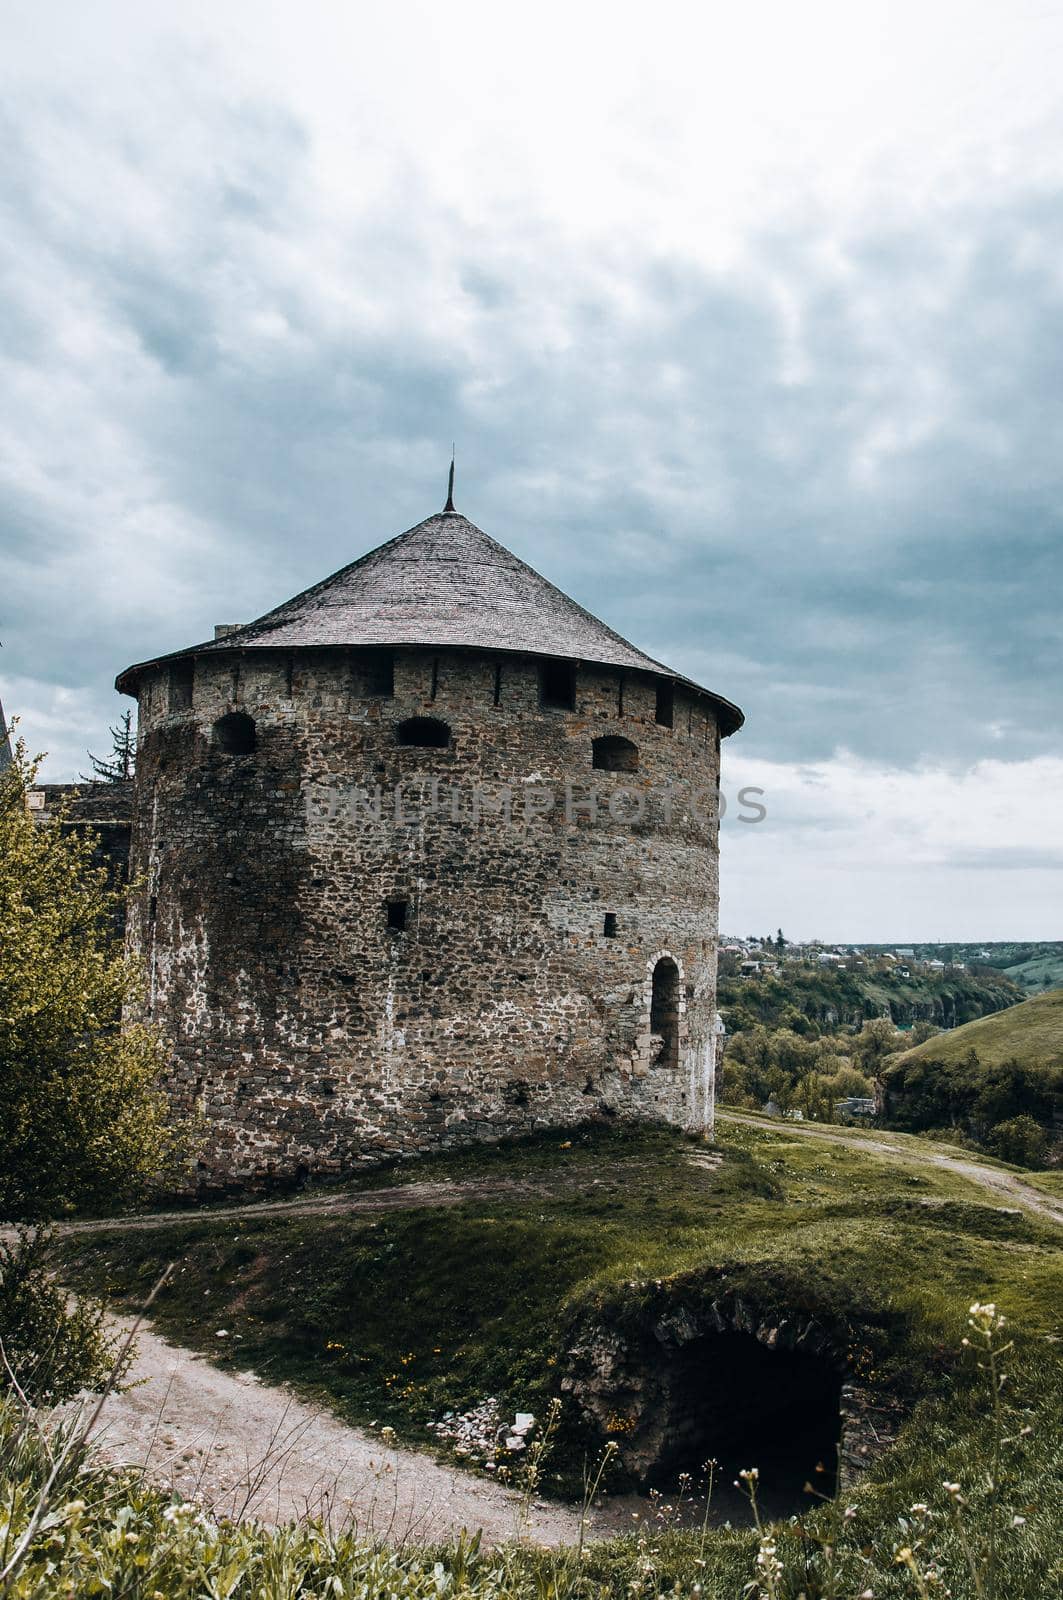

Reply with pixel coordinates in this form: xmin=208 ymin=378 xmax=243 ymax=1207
xmin=128 ymin=646 xmax=723 ymax=1184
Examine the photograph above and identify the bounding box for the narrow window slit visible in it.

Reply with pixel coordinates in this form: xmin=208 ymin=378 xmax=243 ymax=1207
xmin=396 ymin=717 xmax=451 ymax=748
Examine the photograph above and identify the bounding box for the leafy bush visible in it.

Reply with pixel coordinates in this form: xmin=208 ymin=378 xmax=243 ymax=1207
xmin=0 ymin=1230 xmax=129 ymax=1403
xmin=0 ymin=741 xmax=187 ymax=1219
xmin=882 ymin=1047 xmax=1062 ymax=1163
xmin=983 ymin=1114 xmax=1049 ymax=1168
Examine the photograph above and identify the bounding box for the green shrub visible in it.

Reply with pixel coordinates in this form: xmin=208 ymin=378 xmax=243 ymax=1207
xmin=983 ymin=1114 xmax=1049 ymax=1168
xmin=0 ymin=742 xmax=188 ymax=1220
xmin=0 ymin=1230 xmax=129 ymax=1403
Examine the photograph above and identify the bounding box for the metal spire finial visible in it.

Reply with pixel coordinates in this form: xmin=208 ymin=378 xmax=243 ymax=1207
xmin=444 ymin=449 xmax=455 ymax=512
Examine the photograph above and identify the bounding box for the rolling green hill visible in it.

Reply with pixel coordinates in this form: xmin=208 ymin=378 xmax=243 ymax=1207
xmin=1001 ymin=949 xmax=1063 ymax=992
xmin=891 ymin=986 xmax=1063 ymax=1071
xmin=717 ymin=962 xmax=1021 ymax=1036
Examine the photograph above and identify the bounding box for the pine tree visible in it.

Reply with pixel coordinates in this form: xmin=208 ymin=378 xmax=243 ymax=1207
xmin=82 ymin=708 xmax=135 ymax=783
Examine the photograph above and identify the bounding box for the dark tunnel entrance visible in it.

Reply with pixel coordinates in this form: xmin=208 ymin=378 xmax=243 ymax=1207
xmin=650 ymin=1333 xmax=843 ymax=1509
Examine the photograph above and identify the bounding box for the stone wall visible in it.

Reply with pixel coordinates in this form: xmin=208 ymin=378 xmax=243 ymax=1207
xmin=128 ymin=645 xmax=723 ymax=1184
xmin=31 ymin=782 xmax=132 ymax=934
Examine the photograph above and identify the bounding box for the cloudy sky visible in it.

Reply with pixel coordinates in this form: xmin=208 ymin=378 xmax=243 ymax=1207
xmin=2 ymin=0 xmax=1061 ymax=938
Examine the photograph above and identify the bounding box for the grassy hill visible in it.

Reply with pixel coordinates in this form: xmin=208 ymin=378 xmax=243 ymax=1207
xmin=891 ymin=987 xmax=1063 ymax=1071
xmin=1002 ymin=949 xmax=1063 ymax=992
xmin=718 ymin=961 xmax=1021 ymax=1035
xmin=55 ymin=1118 xmax=1063 ymax=1600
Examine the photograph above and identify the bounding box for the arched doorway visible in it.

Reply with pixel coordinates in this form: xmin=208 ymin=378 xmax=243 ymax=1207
xmin=650 ymin=957 xmax=680 ymax=1070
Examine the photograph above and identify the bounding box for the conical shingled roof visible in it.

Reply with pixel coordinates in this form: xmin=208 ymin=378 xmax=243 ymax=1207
xmin=117 ymin=508 xmax=742 ymax=732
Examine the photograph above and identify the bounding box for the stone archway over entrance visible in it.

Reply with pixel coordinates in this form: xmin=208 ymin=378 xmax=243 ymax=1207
xmin=562 ymin=1292 xmax=903 ymax=1509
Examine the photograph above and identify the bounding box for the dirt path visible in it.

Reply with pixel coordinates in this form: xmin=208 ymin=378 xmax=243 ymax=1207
xmin=86 ymin=1316 xmax=751 ymax=1544
xmin=85 ymin=1317 xmax=595 ymax=1545
xmin=41 ymin=1178 xmax=526 ymax=1240
xmin=717 ymin=1110 xmax=1063 ymax=1227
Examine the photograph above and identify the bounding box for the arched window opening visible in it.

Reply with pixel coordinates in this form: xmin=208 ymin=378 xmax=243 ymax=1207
xmin=213 ymin=711 xmax=257 ymax=755
xmin=396 ymin=717 xmax=451 ymax=749
xmin=650 ymin=957 xmax=680 ymax=1070
xmin=592 ymin=735 xmax=639 ymax=773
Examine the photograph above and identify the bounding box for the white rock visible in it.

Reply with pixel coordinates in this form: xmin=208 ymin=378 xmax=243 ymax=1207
xmin=504 ymin=1436 xmax=526 ymax=1451
xmin=513 ymin=1412 xmax=536 ymax=1433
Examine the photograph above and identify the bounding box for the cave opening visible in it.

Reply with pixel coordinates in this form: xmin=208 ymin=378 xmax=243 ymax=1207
xmin=650 ymin=1332 xmax=843 ymax=1509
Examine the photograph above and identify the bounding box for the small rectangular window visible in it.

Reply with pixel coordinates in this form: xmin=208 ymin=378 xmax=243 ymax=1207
xmin=169 ymin=660 xmax=194 ymax=712
xmin=366 ymin=652 xmax=395 ymax=697
xmin=655 ymin=682 xmax=674 ymax=727
xmin=603 ymin=912 xmax=618 ymax=938
xmin=540 ymin=659 xmax=576 ymax=710
xmin=387 ymin=899 xmax=408 ymax=931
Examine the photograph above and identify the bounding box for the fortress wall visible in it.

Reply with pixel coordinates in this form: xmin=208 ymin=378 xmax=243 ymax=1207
xmin=129 ymin=646 xmax=722 ymax=1184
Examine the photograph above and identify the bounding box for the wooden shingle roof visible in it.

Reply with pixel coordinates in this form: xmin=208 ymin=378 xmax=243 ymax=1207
xmin=116 ymin=508 xmax=743 ymax=732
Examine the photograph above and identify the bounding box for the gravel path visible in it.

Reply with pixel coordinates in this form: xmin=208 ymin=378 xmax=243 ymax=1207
xmin=86 ymin=1316 xmax=755 ymax=1544
xmin=717 ymin=1110 xmax=1063 ymax=1226
xmin=87 ymin=1316 xmax=593 ymax=1546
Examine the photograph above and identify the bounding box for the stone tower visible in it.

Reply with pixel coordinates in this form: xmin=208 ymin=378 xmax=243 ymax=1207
xmin=117 ymin=493 xmax=743 ymax=1184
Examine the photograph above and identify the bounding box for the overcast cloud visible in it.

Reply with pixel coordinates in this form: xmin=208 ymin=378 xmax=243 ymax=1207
xmin=1 ymin=0 xmax=1061 ymax=937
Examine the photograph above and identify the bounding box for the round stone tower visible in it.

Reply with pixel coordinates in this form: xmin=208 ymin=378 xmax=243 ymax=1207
xmin=117 ymin=492 xmax=743 ymax=1184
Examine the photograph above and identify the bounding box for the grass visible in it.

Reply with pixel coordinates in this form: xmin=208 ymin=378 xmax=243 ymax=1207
xmin=1002 ymin=950 xmax=1063 ymax=992
xmin=2 ymin=1353 xmax=1060 ymax=1599
xmin=34 ymin=1121 xmax=1063 ymax=1596
xmin=890 ymin=985 xmax=1063 ymax=1071
xmin=60 ymin=1123 xmax=1063 ymax=1460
